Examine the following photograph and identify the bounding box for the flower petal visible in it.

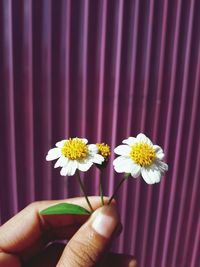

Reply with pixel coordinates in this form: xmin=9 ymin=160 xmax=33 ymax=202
xmin=136 ymin=133 xmax=152 ymax=145
xmin=155 ymin=160 xmax=168 ymax=173
xmin=153 ymin=145 xmax=165 ymax=160
xmin=56 ymin=140 xmax=66 ymax=148
xmin=91 ymin=154 xmax=104 ymax=164
xmin=46 ymin=148 xmax=62 ymax=161
xmin=54 ymin=156 xmax=68 ymax=168
xmin=81 ymin=138 xmax=88 ymax=144
xmin=153 ymin=145 xmax=163 ymax=153
xmin=60 ymin=166 xmax=68 ymax=176
xmin=60 ymin=160 xmax=77 ymax=176
xmin=113 ymin=156 xmax=124 ymax=166
xmin=156 ymin=152 xmax=165 ymax=160
xmin=88 ymin=144 xmax=98 ymax=154
xmin=122 ymin=137 xmax=137 ymax=146
xmin=141 ymin=167 xmax=161 ymax=184
xmin=78 ymin=161 xmax=93 ymax=172
xmin=117 ymin=158 xmax=136 ymax=174
xmin=70 ymin=161 xmax=78 ymax=176
xmin=130 ymin=164 xmax=141 ymax=178
xmin=114 ymin=145 xmax=131 ymax=156
xmin=113 ymin=156 xmax=129 ymax=173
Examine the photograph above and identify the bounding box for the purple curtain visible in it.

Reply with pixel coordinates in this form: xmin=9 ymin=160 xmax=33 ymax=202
xmin=0 ymin=0 xmax=200 ymax=266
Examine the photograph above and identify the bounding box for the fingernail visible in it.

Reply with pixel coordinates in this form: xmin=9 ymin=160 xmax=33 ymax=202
xmin=91 ymin=206 xmax=119 ymax=238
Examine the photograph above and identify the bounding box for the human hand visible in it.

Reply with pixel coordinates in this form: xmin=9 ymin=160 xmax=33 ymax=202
xmin=0 ymin=197 xmax=136 ymax=267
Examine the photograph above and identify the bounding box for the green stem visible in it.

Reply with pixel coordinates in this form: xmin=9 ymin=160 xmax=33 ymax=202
xmin=76 ymin=171 xmax=94 ymax=213
xmin=108 ymin=173 xmax=130 ymax=205
xmin=99 ymin=170 xmax=104 ymax=206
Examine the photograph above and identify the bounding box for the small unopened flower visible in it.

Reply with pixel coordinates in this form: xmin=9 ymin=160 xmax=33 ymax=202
xmin=113 ymin=133 xmax=168 ymax=184
xmin=96 ymin=143 xmax=111 ymax=161
xmin=95 ymin=143 xmax=111 ymax=169
xmin=46 ymin=138 xmax=104 ymax=176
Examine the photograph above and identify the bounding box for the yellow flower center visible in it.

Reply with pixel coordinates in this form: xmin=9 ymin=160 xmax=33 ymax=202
xmin=96 ymin=143 xmax=110 ymax=160
xmin=130 ymin=142 xmax=156 ymax=167
xmin=61 ymin=138 xmax=88 ymax=160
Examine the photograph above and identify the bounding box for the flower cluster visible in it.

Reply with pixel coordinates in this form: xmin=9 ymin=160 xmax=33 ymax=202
xmin=113 ymin=133 xmax=168 ymax=184
xmin=46 ymin=134 xmax=168 ymax=184
xmin=46 ymin=138 xmax=104 ymax=176
xmin=45 ymin=133 xmax=168 ymax=213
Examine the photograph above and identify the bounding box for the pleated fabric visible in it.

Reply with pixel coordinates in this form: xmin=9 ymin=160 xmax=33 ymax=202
xmin=0 ymin=1 xmax=199 ymax=266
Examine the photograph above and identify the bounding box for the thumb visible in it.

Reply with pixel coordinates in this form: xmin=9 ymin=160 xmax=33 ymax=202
xmin=57 ymin=205 xmax=120 ymax=267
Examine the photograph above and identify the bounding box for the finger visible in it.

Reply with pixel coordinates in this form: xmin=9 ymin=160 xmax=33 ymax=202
xmin=24 ymin=243 xmax=137 ymax=267
xmin=57 ymin=205 xmax=120 ymax=267
xmin=0 ymin=196 xmax=111 ymax=261
xmin=0 ymin=251 xmax=21 ymax=267
xmin=24 ymin=242 xmax=65 ymax=267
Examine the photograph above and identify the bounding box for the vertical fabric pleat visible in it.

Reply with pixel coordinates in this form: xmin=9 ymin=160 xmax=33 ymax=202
xmin=0 ymin=0 xmax=18 ymax=221
xmin=0 ymin=1 xmax=200 ymax=266
xmin=12 ymin=0 xmax=35 ymax=209
xmin=32 ymin=0 xmax=52 ymax=200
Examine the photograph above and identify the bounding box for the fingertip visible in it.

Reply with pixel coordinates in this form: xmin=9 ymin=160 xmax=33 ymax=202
xmin=91 ymin=205 xmax=120 ymax=239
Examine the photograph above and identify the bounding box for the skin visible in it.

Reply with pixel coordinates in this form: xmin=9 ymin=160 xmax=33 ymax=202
xmin=0 ymin=197 xmax=137 ymax=267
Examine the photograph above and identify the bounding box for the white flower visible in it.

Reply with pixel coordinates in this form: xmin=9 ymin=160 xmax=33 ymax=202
xmin=46 ymin=137 xmax=104 ymax=176
xmin=113 ymin=133 xmax=168 ymax=184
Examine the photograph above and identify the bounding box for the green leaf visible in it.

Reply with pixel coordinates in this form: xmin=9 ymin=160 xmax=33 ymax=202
xmin=40 ymin=203 xmax=90 ymax=215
